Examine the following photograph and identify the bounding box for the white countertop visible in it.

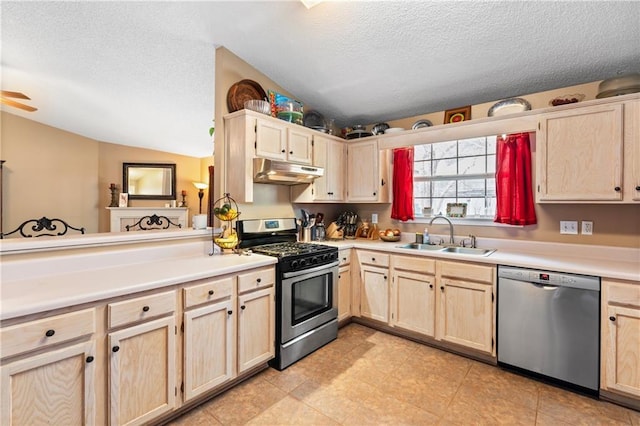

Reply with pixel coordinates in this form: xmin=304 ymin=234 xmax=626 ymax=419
xmin=0 ymin=252 xmax=276 ymax=321
xmin=321 ymin=237 xmax=640 ymax=282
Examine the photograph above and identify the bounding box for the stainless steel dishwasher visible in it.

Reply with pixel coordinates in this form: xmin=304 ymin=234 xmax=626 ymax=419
xmin=497 ymin=265 xmax=600 ymax=393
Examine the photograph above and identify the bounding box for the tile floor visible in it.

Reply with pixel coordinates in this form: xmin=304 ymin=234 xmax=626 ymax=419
xmin=169 ymin=323 xmax=640 ymax=425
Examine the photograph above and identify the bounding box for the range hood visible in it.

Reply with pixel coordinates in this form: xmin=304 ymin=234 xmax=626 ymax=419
xmin=253 ymin=158 xmax=324 ymax=185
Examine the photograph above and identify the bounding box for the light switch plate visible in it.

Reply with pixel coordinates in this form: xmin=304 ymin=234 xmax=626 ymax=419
xmin=560 ymin=221 xmax=578 ymax=235
xmin=581 ymin=221 xmax=593 ymax=235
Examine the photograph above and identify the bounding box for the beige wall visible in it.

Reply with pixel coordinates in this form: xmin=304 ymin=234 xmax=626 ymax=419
xmin=1 ymin=112 xmax=212 ymax=235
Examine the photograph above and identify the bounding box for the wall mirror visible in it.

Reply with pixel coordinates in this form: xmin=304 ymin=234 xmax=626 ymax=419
xmin=123 ymin=162 xmax=176 ymax=200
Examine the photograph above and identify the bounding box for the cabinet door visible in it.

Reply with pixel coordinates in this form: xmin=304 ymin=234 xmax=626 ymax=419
xmin=537 ymin=103 xmax=624 ymax=202
xmin=604 ymin=305 xmax=640 ymax=397
xmin=338 ymin=265 xmax=351 ymax=322
xmin=347 ymin=139 xmax=380 ymax=202
xmin=1 ymin=341 xmax=96 ymax=426
xmin=237 ymin=287 xmax=275 ymax=373
xmin=183 ymin=299 xmax=235 ymax=402
xmin=287 ymin=128 xmax=313 ymax=164
xmin=109 ymin=316 xmax=176 ymax=426
xmin=313 ymin=136 xmax=345 ymax=201
xmin=624 ymin=100 xmax=640 ymax=201
xmin=255 ymin=119 xmax=287 ymax=160
xmin=391 ymin=270 xmax=435 ymax=337
xmin=436 ymin=278 xmax=493 ymax=354
xmin=360 ymin=265 xmax=389 ymax=323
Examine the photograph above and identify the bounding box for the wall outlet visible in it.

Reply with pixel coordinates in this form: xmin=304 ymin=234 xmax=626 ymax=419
xmin=371 ymin=213 xmax=378 ymax=224
xmin=581 ymin=221 xmax=593 ymax=235
xmin=560 ymin=220 xmax=578 ymax=235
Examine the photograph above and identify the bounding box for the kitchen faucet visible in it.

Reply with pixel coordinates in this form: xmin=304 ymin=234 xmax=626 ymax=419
xmin=428 ymin=215 xmax=455 ymax=244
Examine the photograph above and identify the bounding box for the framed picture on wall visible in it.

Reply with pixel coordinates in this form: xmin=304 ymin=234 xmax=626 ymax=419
xmin=118 ymin=193 xmax=129 ymax=208
xmin=444 ymin=106 xmax=472 ymax=124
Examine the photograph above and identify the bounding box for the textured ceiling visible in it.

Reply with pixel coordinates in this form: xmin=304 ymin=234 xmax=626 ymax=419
xmin=1 ymin=1 xmax=639 ymax=158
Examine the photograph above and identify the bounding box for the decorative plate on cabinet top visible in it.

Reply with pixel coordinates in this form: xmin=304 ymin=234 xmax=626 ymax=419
xmin=227 ymin=79 xmax=267 ymax=113
xmin=412 ymin=119 xmax=433 ymax=129
xmin=487 ymin=97 xmax=531 ymax=117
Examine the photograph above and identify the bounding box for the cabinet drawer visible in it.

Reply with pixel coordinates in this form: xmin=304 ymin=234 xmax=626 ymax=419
xmin=1 ymin=308 xmax=95 ymax=359
xmin=108 ymin=290 xmax=176 ymax=329
xmin=393 ymin=255 xmax=435 ymax=274
xmin=183 ymin=276 xmax=235 ymax=308
xmin=606 ymin=280 xmax=640 ymax=308
xmin=357 ymin=250 xmax=390 ymax=267
xmin=339 ymin=249 xmax=351 ymax=267
xmin=438 ymin=261 xmax=494 ymax=284
xmin=238 ymin=267 xmax=275 ymax=294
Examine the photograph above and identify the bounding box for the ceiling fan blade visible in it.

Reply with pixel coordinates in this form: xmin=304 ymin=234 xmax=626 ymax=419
xmin=0 ymin=97 xmax=38 ymax=112
xmin=1 ymin=90 xmax=31 ymax=100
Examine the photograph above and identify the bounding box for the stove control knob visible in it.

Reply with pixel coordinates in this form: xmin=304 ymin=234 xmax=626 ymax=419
xmin=299 ymin=259 xmax=307 ymax=267
xmin=312 ymin=256 xmax=319 ymax=264
xmin=291 ymin=260 xmax=299 ymax=269
xmin=323 ymin=253 xmax=330 ymax=261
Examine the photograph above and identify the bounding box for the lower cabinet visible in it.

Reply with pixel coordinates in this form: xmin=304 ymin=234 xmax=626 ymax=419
xmin=338 ymin=248 xmax=352 ymax=322
xmin=108 ymin=316 xmax=177 ymax=426
xmin=390 ymin=256 xmax=436 ymax=337
xmin=358 ymin=251 xmax=390 ymax=323
xmin=435 ymin=261 xmax=495 ymax=355
xmin=1 ymin=340 xmax=96 ymax=425
xmin=602 ymin=279 xmax=640 ymax=398
xmin=237 ymin=267 xmax=276 ymax=374
xmin=182 ymin=276 xmax=236 ymax=402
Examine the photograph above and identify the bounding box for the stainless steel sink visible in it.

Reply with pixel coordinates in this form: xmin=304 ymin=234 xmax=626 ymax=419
xmin=397 ymin=243 xmax=495 ymax=256
xmin=439 ymin=247 xmax=495 ymax=256
xmin=397 ymin=243 xmax=445 ymax=250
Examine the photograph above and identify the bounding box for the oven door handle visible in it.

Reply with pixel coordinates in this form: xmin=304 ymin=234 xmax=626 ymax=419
xmin=282 ymin=260 xmax=340 ymax=279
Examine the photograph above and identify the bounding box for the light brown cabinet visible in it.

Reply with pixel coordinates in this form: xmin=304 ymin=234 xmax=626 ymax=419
xmin=1 ymin=340 xmax=96 ymax=425
xmin=537 ymin=100 xmax=640 ymax=203
xmin=346 ymin=139 xmax=391 ymax=203
xmin=182 ymin=276 xmax=236 ymax=402
xmin=337 ymin=248 xmax=352 ymax=323
xmin=291 ymin=134 xmax=345 ymax=202
xmin=357 ymin=251 xmax=390 ymax=323
xmin=435 ymin=261 xmax=495 ymax=355
xmin=237 ymin=267 xmax=275 ymax=374
xmin=108 ymin=315 xmax=177 ymax=426
xmin=602 ymin=279 xmax=640 ymax=399
xmin=255 ymin=118 xmax=313 ymax=164
xmin=390 ymin=256 xmax=436 ymax=337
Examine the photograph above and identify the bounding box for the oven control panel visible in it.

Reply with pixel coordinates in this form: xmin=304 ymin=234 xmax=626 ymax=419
xmin=280 ymin=249 xmax=339 ymax=273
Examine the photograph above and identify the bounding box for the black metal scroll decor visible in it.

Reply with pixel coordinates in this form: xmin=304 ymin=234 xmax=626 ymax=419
xmin=125 ymin=214 xmax=182 ymax=231
xmin=1 ymin=217 xmax=86 ymax=238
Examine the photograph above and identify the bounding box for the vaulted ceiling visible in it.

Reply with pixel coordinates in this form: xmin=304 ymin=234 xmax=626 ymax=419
xmin=2 ymin=1 xmax=639 ymax=158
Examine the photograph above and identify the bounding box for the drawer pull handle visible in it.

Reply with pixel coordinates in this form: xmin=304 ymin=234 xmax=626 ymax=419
xmin=208 ymin=290 xmax=215 ymax=295
xmin=86 ymin=356 xmax=95 ymax=363
xmin=227 ymin=310 xmax=233 ymax=315
xmin=609 ymin=316 xmax=616 ymax=322
xmin=112 ymin=346 xmax=120 ymax=353
xmin=256 ymin=278 xmax=262 ymax=283
xmin=45 ymin=329 xmax=55 ymax=337
xmin=241 ymin=305 xmax=246 ymax=310
xmin=142 ymin=306 xmax=150 ymax=312
xmin=371 ymin=258 xmax=375 ymax=261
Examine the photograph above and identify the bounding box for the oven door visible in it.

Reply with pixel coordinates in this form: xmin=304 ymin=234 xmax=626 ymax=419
xmin=280 ymin=260 xmax=338 ymax=343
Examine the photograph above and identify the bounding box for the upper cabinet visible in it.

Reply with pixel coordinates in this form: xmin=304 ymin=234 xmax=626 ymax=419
xmin=536 ymin=100 xmax=639 ymax=203
xmin=255 ymin=118 xmax=313 ymax=164
xmin=346 ymin=139 xmax=391 ymax=203
xmin=291 ymin=134 xmax=345 ymax=202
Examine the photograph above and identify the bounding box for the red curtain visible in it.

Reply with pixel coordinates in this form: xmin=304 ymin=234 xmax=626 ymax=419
xmin=391 ymin=147 xmax=414 ymax=221
xmin=494 ymin=133 xmax=537 ymax=225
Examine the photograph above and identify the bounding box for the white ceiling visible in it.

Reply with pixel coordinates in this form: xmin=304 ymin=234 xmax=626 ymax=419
xmin=2 ymin=1 xmax=639 ymax=158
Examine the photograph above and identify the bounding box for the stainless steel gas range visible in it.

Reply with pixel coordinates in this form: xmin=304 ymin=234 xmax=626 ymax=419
xmin=237 ymin=218 xmax=339 ymax=370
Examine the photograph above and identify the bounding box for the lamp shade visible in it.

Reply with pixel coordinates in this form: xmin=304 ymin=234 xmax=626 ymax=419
xmin=193 ymin=182 xmax=208 ymax=190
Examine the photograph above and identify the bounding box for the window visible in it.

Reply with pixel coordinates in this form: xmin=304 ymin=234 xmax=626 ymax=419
xmin=414 ymin=136 xmax=496 ymax=219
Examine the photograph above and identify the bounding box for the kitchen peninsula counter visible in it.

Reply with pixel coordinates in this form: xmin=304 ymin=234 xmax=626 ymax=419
xmin=0 ymin=230 xmax=276 ymax=321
